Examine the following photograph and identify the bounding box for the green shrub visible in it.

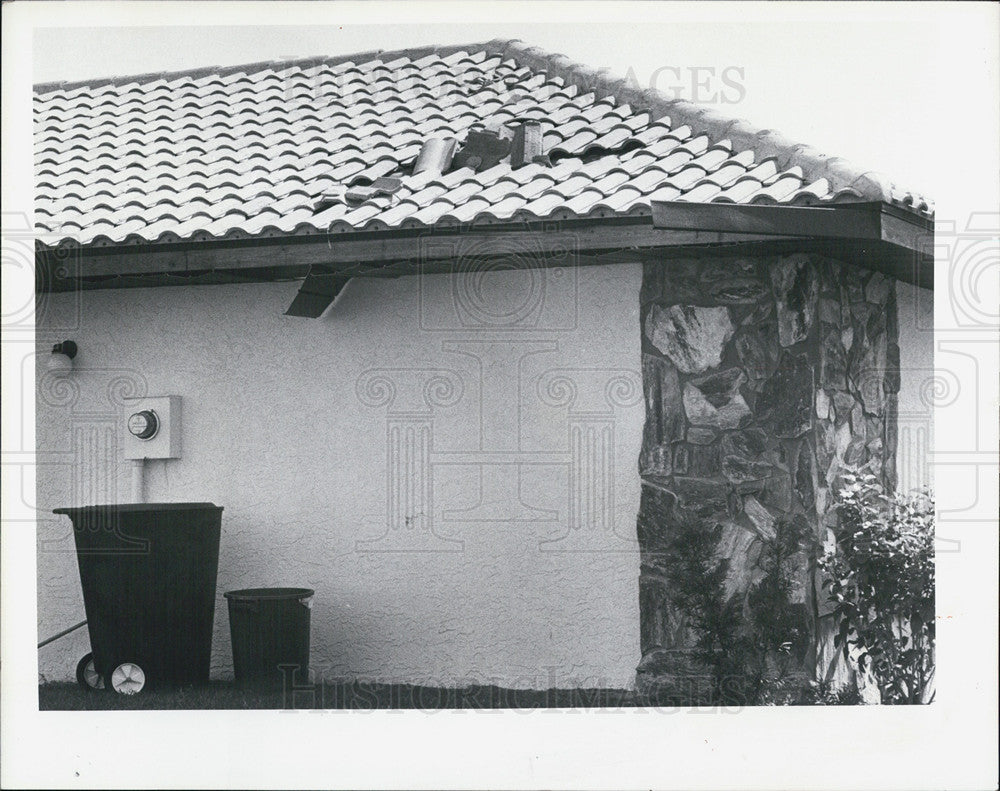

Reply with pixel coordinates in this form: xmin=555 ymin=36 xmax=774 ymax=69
xmin=800 ymin=679 xmax=863 ymax=706
xmin=745 ymin=515 xmax=809 ymax=702
xmin=820 ymin=468 xmax=935 ymax=704
xmin=661 ymin=508 xmax=806 ymax=705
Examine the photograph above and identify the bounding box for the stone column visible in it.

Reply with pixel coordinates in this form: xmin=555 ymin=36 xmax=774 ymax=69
xmin=634 ymin=252 xmax=898 ymax=697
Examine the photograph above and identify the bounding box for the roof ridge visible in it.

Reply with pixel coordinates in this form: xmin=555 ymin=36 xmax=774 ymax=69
xmin=478 ymin=39 xmax=905 ymax=206
xmin=31 ymin=40 xmax=510 ymax=95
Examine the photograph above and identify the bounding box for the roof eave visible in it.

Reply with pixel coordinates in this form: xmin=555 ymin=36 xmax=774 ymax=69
xmin=37 ymin=208 xmax=933 ymax=311
xmin=651 ymin=199 xmax=933 ymax=289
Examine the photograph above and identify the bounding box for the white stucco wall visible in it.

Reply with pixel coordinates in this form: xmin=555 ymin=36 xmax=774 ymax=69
xmin=36 ymin=262 xmax=644 ymax=688
xmin=895 ymin=280 xmax=936 ymax=492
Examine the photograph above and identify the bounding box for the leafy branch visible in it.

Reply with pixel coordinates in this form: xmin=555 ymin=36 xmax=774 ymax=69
xmin=820 ymin=468 xmax=935 ymax=704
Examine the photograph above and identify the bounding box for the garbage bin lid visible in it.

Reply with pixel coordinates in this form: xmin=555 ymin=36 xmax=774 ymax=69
xmin=224 ymin=587 xmax=314 ymax=601
xmin=54 ymin=502 xmax=223 ymax=515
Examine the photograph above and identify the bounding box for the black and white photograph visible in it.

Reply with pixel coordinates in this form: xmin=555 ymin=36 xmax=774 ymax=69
xmin=2 ymin=2 xmax=997 ymax=789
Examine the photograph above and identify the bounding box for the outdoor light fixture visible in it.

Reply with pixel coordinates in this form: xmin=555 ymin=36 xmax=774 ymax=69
xmin=48 ymin=340 xmax=78 ymax=374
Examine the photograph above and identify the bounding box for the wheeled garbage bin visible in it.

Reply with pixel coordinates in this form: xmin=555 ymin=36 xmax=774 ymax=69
xmin=54 ymin=502 xmax=223 ymax=694
xmin=225 ymin=588 xmax=314 ymax=690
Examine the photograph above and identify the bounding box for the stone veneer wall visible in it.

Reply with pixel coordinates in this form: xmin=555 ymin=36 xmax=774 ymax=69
xmin=634 ymin=252 xmax=899 ymax=697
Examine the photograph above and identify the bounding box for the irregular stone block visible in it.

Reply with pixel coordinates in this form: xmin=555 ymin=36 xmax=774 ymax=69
xmin=819 ymin=327 xmax=847 ymax=389
xmin=721 ymin=428 xmax=769 ymax=461
xmin=815 ymin=487 xmax=829 ymax=520
xmin=699 ymin=257 xmax=759 ymax=283
xmin=741 ymin=494 xmax=776 ymax=540
xmin=708 ymin=278 xmax=770 ymax=304
xmin=824 ymin=423 xmax=853 ymax=486
xmin=640 ymin=444 xmax=673 ymax=477
xmin=818 ymin=298 xmax=840 ymax=324
xmin=817 ymin=424 xmax=834 ymax=471
xmin=638 ymin=575 xmax=689 ymax=651
xmin=659 ymin=258 xmax=704 ymax=301
xmin=636 ymin=483 xmax=677 ymax=554
xmin=758 ymin=352 xmax=813 ymax=438
xmin=849 ymin=299 xmax=871 ymax=326
xmin=685 ymin=444 xmax=721 ymax=477
xmin=771 ymin=255 xmax=819 ymax=346
xmin=885 ymin=399 xmax=898 ymax=455
xmin=840 ymin=325 xmax=854 ymax=354
xmin=864 ymin=415 xmax=884 ymax=444
xmin=832 ymin=391 xmax=855 ymax=423
xmin=683 ymin=368 xmax=752 ymax=430
xmin=835 ymin=421 xmax=852 ymax=459
xmin=733 ymin=321 xmax=779 ymax=381
xmin=741 ymin=299 xmax=774 ymax=326
xmin=885 ymin=341 xmax=901 ymax=394
xmin=844 ymin=437 xmax=867 ymax=466
xmin=645 ymin=304 xmax=734 ymax=374
xmin=717 ymin=520 xmax=762 ymax=595
xmin=691 ymin=367 xmax=745 ymax=406
xmin=856 ymin=333 xmax=888 ymax=416
xmin=673 ymin=445 xmax=690 ymax=475
xmin=722 ymin=454 xmax=773 ymax=484
xmin=760 ymin=473 xmax=793 ymax=512
xmin=686 ymin=426 xmax=718 ymax=445
xmin=843 ymin=274 xmax=866 ymax=305
xmin=815 ymin=389 xmax=830 ymax=420
xmin=640 ymin=354 xmax=684 ymax=473
xmin=795 ymin=447 xmax=815 ymax=510
xmin=865 ymin=271 xmax=891 ymax=305
xmin=671 ymin=477 xmax=730 ymax=519
xmin=866 ymin=308 xmax=888 ymax=347
xmin=734 ymin=478 xmax=767 ymax=496
xmin=851 ymin=402 xmax=866 ymax=434
xmin=787 ymin=555 xmax=810 ymax=605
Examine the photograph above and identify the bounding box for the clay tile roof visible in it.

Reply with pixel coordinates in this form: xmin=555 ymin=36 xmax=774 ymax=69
xmin=33 ymin=39 xmax=933 ymax=249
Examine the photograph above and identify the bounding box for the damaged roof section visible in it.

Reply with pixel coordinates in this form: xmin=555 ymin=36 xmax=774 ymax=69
xmin=33 ymin=39 xmax=933 ymax=250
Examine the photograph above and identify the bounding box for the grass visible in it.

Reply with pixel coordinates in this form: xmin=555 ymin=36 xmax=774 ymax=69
xmin=40 ymin=681 xmax=286 ymax=710
xmin=40 ymin=680 xmax=678 ymax=711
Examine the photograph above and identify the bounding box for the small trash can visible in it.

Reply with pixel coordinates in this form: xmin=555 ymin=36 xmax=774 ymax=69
xmin=224 ymin=587 xmax=313 ymax=690
xmin=54 ymin=502 xmax=223 ymax=693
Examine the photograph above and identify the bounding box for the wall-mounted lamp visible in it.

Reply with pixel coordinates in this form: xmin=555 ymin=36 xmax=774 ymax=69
xmin=48 ymin=340 xmax=78 ymax=374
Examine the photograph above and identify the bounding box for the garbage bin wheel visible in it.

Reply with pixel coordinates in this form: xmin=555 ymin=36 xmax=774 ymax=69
xmin=75 ymin=653 xmax=105 ymax=691
xmin=107 ymin=661 xmax=146 ymax=695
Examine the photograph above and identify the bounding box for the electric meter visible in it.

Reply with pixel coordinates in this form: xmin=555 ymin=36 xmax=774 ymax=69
xmin=123 ymin=396 xmax=180 ymax=459
xmin=127 ymin=409 xmax=159 ymax=440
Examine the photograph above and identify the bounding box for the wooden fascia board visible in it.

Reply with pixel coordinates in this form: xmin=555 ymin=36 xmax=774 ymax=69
xmin=36 ymin=220 xmax=801 ymax=289
xmin=652 ymin=200 xmax=934 ymax=244
xmin=651 ymin=200 xmax=934 ymax=287
xmin=651 ymin=200 xmax=887 ymax=239
xmin=36 ymin=207 xmax=934 ymax=293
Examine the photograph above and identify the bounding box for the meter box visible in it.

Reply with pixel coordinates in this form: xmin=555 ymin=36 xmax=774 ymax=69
xmin=123 ymin=396 xmax=181 ymax=459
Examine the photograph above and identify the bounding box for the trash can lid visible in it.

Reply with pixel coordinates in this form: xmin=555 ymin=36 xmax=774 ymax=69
xmin=224 ymin=587 xmax=315 ymax=601
xmin=54 ymin=502 xmax=222 ymax=515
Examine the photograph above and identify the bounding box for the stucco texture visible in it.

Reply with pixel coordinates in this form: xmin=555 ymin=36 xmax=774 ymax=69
xmin=36 ymin=263 xmax=645 ymax=688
